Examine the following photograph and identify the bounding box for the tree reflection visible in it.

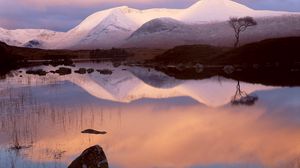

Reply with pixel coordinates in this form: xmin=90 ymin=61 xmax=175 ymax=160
xmin=231 ymin=81 xmax=258 ymax=106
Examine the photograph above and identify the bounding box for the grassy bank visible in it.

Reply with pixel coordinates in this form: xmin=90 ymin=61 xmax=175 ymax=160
xmin=1 ymin=37 xmax=300 ymax=86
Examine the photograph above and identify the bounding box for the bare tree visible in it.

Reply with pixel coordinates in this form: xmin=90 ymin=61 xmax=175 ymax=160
xmin=229 ymin=16 xmax=257 ymax=48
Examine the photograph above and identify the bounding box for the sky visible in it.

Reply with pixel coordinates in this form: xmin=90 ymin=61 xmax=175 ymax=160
xmin=0 ymin=0 xmax=299 ymax=32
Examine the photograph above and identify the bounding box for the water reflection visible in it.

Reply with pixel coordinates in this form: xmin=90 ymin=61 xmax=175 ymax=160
xmin=0 ymin=63 xmax=275 ymax=107
xmin=0 ymin=64 xmax=300 ymax=168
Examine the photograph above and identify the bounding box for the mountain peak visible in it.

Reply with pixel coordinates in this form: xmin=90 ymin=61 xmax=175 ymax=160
xmin=181 ymin=0 xmax=255 ymax=22
xmin=189 ymin=0 xmax=254 ymax=11
xmin=111 ymin=6 xmax=132 ymax=12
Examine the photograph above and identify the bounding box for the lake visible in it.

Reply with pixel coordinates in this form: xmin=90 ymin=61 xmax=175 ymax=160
xmin=0 ymin=63 xmax=300 ymax=168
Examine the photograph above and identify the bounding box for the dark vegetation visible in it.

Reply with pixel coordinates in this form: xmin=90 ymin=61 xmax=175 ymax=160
xmin=215 ymin=36 xmax=300 ymax=65
xmin=153 ymin=45 xmax=229 ymax=65
xmin=216 ymin=37 xmax=300 ymax=85
xmin=1 ymin=37 xmax=300 ymax=86
xmin=0 ymin=42 xmax=20 ymax=76
xmin=152 ymin=37 xmax=300 ymax=66
xmin=151 ymin=37 xmax=300 ymax=86
xmin=0 ymin=41 xmax=132 ymax=76
xmin=0 ymin=41 xmax=132 ymax=60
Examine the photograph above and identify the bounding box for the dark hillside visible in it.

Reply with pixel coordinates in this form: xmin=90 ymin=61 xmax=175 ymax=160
xmin=0 ymin=42 xmax=19 ymax=75
xmin=152 ymin=37 xmax=300 ymax=66
xmin=216 ymin=37 xmax=300 ymax=65
xmin=150 ymin=37 xmax=300 ymax=86
xmin=152 ymin=45 xmax=229 ymax=65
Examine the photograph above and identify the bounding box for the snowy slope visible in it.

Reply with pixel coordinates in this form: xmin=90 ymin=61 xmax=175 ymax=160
xmin=0 ymin=0 xmax=299 ymax=49
xmin=48 ymin=6 xmax=181 ymax=49
xmin=180 ymin=0 xmax=255 ymax=23
xmin=125 ymin=15 xmax=300 ymax=48
xmin=0 ymin=27 xmax=63 ymax=48
xmin=179 ymin=0 xmax=290 ymax=23
xmin=67 ymin=7 xmax=142 ymax=49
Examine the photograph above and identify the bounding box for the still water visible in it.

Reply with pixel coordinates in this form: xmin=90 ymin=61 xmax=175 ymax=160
xmin=0 ymin=63 xmax=300 ymax=168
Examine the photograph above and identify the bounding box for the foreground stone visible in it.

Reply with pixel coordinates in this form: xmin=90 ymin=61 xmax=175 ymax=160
xmin=68 ymin=145 xmax=109 ymax=168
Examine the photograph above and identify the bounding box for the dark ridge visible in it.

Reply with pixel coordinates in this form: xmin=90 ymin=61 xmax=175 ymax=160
xmin=216 ymin=36 xmax=300 ymax=65
xmin=152 ymin=36 xmax=300 ymax=66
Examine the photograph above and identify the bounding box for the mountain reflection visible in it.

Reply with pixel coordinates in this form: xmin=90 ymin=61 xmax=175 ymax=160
xmin=0 ymin=64 xmax=275 ymax=107
xmin=0 ymin=65 xmax=300 ymax=168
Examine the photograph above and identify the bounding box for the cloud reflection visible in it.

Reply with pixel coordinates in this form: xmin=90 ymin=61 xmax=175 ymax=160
xmin=1 ymin=98 xmax=300 ymax=168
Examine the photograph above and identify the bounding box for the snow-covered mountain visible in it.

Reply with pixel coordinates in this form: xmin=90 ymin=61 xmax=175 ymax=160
xmin=0 ymin=0 xmax=299 ymax=49
xmin=125 ymin=15 xmax=300 ymax=48
xmin=179 ymin=0 xmax=288 ymax=23
xmin=0 ymin=27 xmax=63 ymax=48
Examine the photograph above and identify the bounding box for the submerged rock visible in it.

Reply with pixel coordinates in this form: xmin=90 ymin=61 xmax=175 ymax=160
xmin=68 ymin=145 xmax=109 ymax=168
xmin=81 ymin=129 xmax=107 ymax=135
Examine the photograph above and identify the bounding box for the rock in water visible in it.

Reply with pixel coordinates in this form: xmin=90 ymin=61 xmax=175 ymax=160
xmin=223 ymin=65 xmax=235 ymax=74
xmin=81 ymin=129 xmax=107 ymax=135
xmin=55 ymin=67 xmax=72 ymax=75
xmin=74 ymin=68 xmax=87 ymax=74
xmin=96 ymin=69 xmax=113 ymax=75
xmin=68 ymin=145 xmax=109 ymax=168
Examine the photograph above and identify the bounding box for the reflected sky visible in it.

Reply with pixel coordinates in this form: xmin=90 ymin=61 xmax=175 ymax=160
xmin=0 ymin=64 xmax=300 ymax=168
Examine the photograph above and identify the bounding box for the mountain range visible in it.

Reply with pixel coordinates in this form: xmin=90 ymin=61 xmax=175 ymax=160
xmin=0 ymin=0 xmax=299 ymax=49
